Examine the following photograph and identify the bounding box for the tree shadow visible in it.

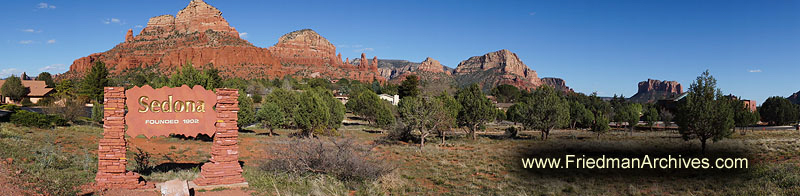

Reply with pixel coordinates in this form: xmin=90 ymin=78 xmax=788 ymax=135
xmin=139 ymin=162 xmax=203 ymax=175
xmin=169 ymin=133 xmax=213 ymax=142
xmin=256 ymin=132 xmax=281 ymax=136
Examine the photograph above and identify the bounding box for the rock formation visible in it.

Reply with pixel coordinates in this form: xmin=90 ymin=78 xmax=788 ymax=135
xmin=267 ymin=29 xmax=383 ymax=81
xmin=789 ymin=90 xmax=800 ymax=105
xmin=452 ymin=49 xmax=542 ymax=90
xmin=541 ymin=77 xmax=572 ymax=92
xmin=125 ymin=29 xmax=134 ymax=42
xmin=63 ymin=0 xmax=382 ymax=82
xmin=629 ymin=79 xmax=683 ymax=103
xmin=371 ymin=57 xmax=455 ymax=84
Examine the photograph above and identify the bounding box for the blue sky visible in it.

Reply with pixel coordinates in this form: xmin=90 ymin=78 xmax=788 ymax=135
xmin=0 ymin=0 xmax=798 ymax=104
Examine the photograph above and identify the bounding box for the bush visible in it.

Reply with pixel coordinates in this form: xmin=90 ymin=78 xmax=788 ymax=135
xmin=0 ymin=104 xmax=21 ymax=111
xmin=261 ymin=138 xmax=394 ymax=181
xmin=91 ymin=102 xmax=103 ymax=123
xmin=251 ymin=94 xmax=262 ymax=104
xmin=21 ymin=98 xmax=34 ymax=107
xmin=10 ymin=110 xmax=67 ymax=129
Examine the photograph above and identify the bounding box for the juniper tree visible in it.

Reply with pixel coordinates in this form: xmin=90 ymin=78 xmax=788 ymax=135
xmin=675 ymin=70 xmax=734 ymax=153
xmin=456 ymin=84 xmax=495 ymax=140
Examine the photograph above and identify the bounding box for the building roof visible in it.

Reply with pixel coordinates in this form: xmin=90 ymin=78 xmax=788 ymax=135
xmin=0 ymin=80 xmax=53 ymax=97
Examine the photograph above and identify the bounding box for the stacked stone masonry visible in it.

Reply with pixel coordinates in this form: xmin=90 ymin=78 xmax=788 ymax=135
xmin=95 ymin=87 xmax=151 ymax=189
xmin=193 ymin=88 xmax=246 ymax=185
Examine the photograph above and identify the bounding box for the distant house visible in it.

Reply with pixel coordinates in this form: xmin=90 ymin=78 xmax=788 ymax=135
xmin=378 ymin=94 xmax=400 ymax=106
xmin=0 ymin=80 xmax=53 ymax=104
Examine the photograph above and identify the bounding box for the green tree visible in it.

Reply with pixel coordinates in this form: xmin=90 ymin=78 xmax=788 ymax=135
xmin=53 ymin=80 xmax=77 ymax=99
xmin=169 ymin=64 xmax=221 ymax=89
xmin=727 ymin=99 xmax=760 ymax=131
xmin=294 ymin=88 xmax=333 ymax=137
xmin=237 ymin=90 xmax=256 ymax=129
xmin=398 ymin=75 xmax=420 ymax=98
xmin=346 ymin=89 xmax=395 ymax=128
xmin=506 ymin=103 xmax=524 ymax=125
xmin=36 ymin=72 xmax=55 ymax=88
xmin=255 ymin=102 xmax=285 ymax=136
xmin=80 ymin=61 xmax=109 ymax=103
xmin=456 ymin=84 xmax=495 ymax=140
xmin=592 ymin=112 xmax=611 ymax=138
xmin=266 ymin=88 xmax=300 ymax=127
xmin=398 ymin=96 xmax=451 ymax=148
xmin=759 ymin=96 xmax=799 ymax=126
xmin=1 ymin=75 xmax=29 ymax=103
xmin=569 ymin=101 xmax=594 ymax=129
xmin=643 ymin=106 xmax=659 ymax=131
xmin=614 ymin=103 xmax=642 ymax=134
xmin=490 ymin=84 xmax=521 ymax=103
xmin=435 ymin=91 xmax=461 ymax=144
xmin=516 ymin=85 xmax=570 ymax=140
xmin=91 ymin=102 xmax=103 ymax=122
xmin=675 ymin=70 xmax=734 ymax=153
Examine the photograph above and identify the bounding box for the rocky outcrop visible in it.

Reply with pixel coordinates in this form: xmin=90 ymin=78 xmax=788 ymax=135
xmin=789 ymin=91 xmax=800 ymax=105
xmin=267 ymin=29 xmax=383 ymax=81
xmin=125 ymin=29 xmax=134 ymax=42
xmin=541 ymin=77 xmax=572 ymax=92
xmin=63 ymin=0 xmax=382 ymax=82
xmin=418 ymin=57 xmax=447 ymax=73
xmin=371 ymin=57 xmax=454 ymax=84
xmin=452 ymin=49 xmax=542 ymax=90
xmin=268 ymin=29 xmax=338 ymax=66
xmin=629 ymin=79 xmax=683 ymax=103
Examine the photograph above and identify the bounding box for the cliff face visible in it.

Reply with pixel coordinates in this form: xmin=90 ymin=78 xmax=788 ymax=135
xmin=63 ymin=0 xmax=381 ymax=82
xmin=541 ymin=77 xmax=572 ymax=93
xmin=629 ymin=79 xmax=683 ymax=103
xmin=452 ymin=49 xmax=542 ymax=90
xmin=373 ymin=57 xmax=453 ymax=83
xmin=268 ymin=29 xmax=383 ymax=82
xmin=789 ymin=91 xmax=800 ymax=105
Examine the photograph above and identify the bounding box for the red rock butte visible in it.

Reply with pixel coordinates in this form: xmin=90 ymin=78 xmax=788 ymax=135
xmin=453 ymin=49 xmax=543 ymax=90
xmin=63 ymin=0 xmax=383 ymax=82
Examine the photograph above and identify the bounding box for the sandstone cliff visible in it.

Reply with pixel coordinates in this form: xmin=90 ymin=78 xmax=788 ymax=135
xmin=629 ymin=79 xmax=683 ymax=103
xmin=63 ymin=0 xmax=381 ymax=82
xmin=268 ymin=29 xmax=383 ymax=82
xmin=372 ymin=57 xmax=454 ymax=84
xmin=452 ymin=49 xmax=542 ymax=90
xmin=541 ymin=77 xmax=573 ymax=93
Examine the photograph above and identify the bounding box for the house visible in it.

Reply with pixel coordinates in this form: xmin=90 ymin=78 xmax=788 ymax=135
xmin=0 ymin=80 xmax=54 ymax=104
xmin=378 ymin=94 xmax=400 ymax=106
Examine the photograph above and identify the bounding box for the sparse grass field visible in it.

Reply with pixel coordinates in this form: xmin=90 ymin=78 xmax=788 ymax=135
xmin=1 ymin=119 xmax=800 ymax=195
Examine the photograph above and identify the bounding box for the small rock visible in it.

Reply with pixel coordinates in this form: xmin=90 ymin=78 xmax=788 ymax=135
xmin=161 ymin=179 xmax=190 ymax=196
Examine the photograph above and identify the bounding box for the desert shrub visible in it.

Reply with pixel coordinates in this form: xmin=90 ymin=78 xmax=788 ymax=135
xmin=260 ymin=138 xmax=394 ymax=181
xmin=504 ymin=127 xmax=519 ymax=138
xmin=91 ymin=102 xmax=104 ymax=123
xmin=251 ymin=94 xmax=262 ymax=104
xmin=132 ymin=147 xmax=154 ymax=174
xmin=0 ymin=104 xmax=21 ymax=111
xmin=21 ymin=98 xmax=34 ymax=107
xmin=35 ymin=97 xmax=54 ymax=106
xmin=10 ymin=110 xmax=67 ymax=129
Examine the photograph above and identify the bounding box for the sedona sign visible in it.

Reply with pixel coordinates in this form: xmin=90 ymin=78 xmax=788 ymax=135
xmin=125 ymin=85 xmax=217 ymax=137
xmin=96 ymin=85 xmax=246 ymax=190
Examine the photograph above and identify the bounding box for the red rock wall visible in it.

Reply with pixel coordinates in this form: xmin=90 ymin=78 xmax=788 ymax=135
xmin=637 ymin=79 xmax=683 ymax=95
